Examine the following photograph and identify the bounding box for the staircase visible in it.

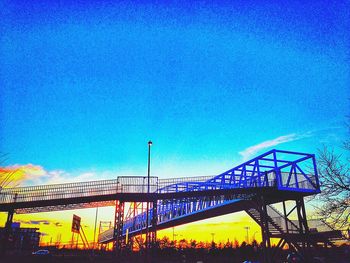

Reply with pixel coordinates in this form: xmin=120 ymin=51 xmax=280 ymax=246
xmin=246 ymin=206 xmax=285 ymax=236
xmin=246 ymin=204 xmax=306 ymax=259
xmin=246 ymin=204 xmax=338 ymax=252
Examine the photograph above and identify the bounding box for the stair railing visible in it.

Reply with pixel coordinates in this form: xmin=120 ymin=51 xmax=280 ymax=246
xmin=267 ymin=205 xmax=299 ymax=233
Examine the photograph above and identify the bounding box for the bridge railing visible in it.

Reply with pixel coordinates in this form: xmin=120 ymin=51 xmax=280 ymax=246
xmin=157 ymin=171 xmax=319 ymax=194
xmin=0 ymin=179 xmax=121 ymax=204
xmin=1 ymin=149 xmax=319 ymax=212
xmin=278 ymin=168 xmax=318 ymax=192
xmin=267 ymin=204 xmax=300 ymax=233
xmin=118 ymin=176 xmax=158 ymax=193
xmin=0 ymin=176 xmax=213 ymax=205
xmin=158 ymin=176 xmax=213 ymax=192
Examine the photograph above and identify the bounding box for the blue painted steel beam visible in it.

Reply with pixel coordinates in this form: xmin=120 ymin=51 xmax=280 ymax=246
xmin=114 ymin=149 xmax=320 ymax=243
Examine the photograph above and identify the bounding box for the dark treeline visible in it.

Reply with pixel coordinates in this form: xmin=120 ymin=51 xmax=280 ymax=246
xmin=18 ymin=236 xmax=350 ymax=263
xmin=110 ymin=236 xmax=349 ymax=263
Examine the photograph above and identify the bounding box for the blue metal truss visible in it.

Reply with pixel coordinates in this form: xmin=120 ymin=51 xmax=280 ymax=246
xmin=158 ymin=149 xmax=319 ymax=193
xmin=98 ymin=149 xmax=320 ymax=243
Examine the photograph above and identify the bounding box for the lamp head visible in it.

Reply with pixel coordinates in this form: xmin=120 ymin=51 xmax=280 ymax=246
xmin=148 ymin=140 xmax=153 ymax=146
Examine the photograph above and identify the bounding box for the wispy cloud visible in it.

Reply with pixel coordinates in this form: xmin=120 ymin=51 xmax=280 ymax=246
xmin=31 ymin=220 xmax=50 ymax=225
xmin=239 ymin=133 xmax=311 ymax=161
xmin=17 ymin=219 xmax=52 ymax=226
xmin=34 ymin=170 xmax=98 ymax=185
xmin=0 ymin=165 xmax=119 ymax=187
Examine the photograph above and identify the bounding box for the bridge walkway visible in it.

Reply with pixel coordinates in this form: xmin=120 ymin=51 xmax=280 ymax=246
xmin=97 ymin=150 xmax=320 ymax=248
xmin=0 ymin=149 xmax=326 ymax=262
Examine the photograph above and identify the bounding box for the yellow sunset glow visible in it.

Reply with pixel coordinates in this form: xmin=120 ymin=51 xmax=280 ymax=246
xmin=0 ymin=208 xmax=261 ymax=247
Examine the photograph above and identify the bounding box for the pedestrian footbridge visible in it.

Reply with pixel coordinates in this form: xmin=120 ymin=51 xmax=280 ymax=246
xmin=1 ymin=149 xmax=328 ymax=262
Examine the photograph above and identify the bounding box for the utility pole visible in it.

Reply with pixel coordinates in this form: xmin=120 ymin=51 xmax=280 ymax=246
xmin=93 ymin=206 xmax=99 ymax=251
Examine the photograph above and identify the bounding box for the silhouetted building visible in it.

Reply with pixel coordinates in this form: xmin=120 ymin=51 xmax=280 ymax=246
xmin=0 ymin=223 xmax=40 ymax=250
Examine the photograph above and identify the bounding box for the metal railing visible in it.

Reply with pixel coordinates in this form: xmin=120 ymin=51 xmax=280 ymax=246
xmin=0 ymin=174 xmax=317 ymax=206
xmin=0 ymin=149 xmax=319 ymax=213
xmin=0 ymin=176 xmax=215 ymax=205
xmin=0 ymin=179 xmax=121 ymax=204
xmin=158 ymin=176 xmax=213 ymax=191
xmin=267 ymin=204 xmax=300 ymax=233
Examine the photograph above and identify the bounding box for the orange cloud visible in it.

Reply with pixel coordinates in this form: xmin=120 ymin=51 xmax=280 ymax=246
xmin=0 ymin=164 xmax=46 ymax=187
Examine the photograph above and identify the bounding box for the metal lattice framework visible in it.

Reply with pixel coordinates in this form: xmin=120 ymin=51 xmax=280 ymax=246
xmin=158 ymin=149 xmax=319 ymax=193
xmin=98 ymin=149 xmax=320 ymax=243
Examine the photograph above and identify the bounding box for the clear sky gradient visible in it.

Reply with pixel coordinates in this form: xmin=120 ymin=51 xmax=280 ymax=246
xmin=0 ymin=0 xmax=349 ymax=244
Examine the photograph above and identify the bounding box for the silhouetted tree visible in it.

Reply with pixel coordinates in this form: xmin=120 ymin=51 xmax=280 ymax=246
xmin=178 ymin=238 xmax=189 ymax=249
xmin=159 ymin=236 xmax=173 ymax=248
xmin=197 ymin=241 xmax=206 ymax=249
xmin=224 ymin=239 xmax=233 ymax=248
xmin=190 ymin=239 xmax=197 ymax=249
xmin=316 ymin=144 xmax=350 ymax=229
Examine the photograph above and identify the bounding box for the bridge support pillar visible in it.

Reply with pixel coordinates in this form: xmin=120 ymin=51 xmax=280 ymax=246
xmin=1 ymin=209 xmax=14 ymax=257
xmin=150 ymin=200 xmax=158 ymax=246
xmin=295 ymin=198 xmax=310 ymax=252
xmin=113 ymin=200 xmax=125 ymax=257
xmin=258 ymin=195 xmax=272 ymax=263
xmin=146 ymin=200 xmax=158 ymax=263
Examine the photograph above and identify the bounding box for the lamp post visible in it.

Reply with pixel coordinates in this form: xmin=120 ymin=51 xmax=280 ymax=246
xmin=244 ymin=226 xmax=250 ymax=244
xmin=145 ymin=141 xmax=152 ymax=259
xmin=147 ymin=140 xmax=152 ymax=194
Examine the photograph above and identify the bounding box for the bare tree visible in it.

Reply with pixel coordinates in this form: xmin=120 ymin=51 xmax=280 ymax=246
xmin=0 ymin=153 xmax=19 ymax=188
xmin=316 ymin=145 xmax=350 ymax=229
xmin=0 ymin=168 xmax=16 ymax=188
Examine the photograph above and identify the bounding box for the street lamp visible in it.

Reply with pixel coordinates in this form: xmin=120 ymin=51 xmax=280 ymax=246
xmin=146 ymin=141 xmax=152 ymax=256
xmin=147 ymin=141 xmax=152 ymax=194
xmin=244 ymin=226 xmax=250 ymax=244
xmin=211 ymin=233 xmax=215 ymax=243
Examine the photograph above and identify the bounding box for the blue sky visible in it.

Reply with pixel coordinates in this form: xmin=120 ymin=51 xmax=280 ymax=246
xmin=1 ymin=0 xmax=349 ymax=183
